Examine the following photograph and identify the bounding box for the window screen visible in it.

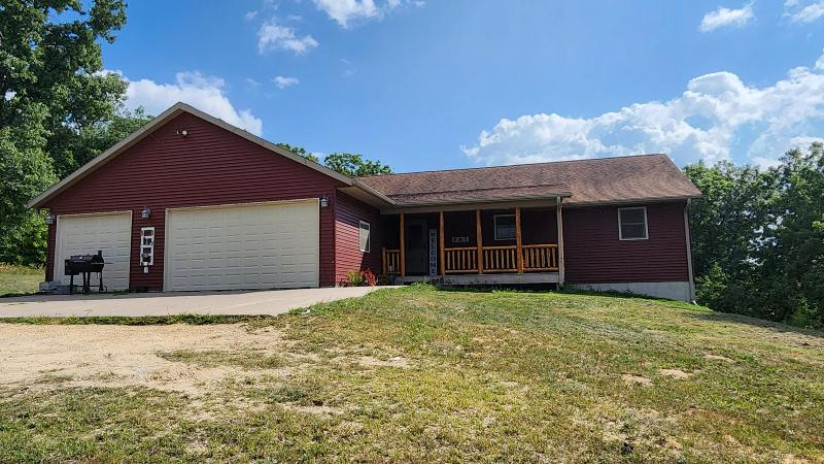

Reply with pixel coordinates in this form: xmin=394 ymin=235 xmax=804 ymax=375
xmin=618 ymin=207 xmax=648 ymax=240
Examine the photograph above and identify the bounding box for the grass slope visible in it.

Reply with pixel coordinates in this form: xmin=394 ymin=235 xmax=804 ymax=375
xmin=0 ymin=285 xmax=821 ymax=463
xmin=0 ymin=265 xmax=42 ymax=296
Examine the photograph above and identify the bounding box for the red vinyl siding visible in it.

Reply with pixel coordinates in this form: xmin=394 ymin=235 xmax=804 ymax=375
xmin=42 ymin=113 xmax=343 ymax=289
xmin=563 ymin=201 xmax=690 ymax=283
xmin=334 ymin=192 xmax=382 ymax=284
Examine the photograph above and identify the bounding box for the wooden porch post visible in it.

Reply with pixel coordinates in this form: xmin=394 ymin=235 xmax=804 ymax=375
xmin=399 ymin=213 xmax=406 ymax=277
xmin=515 ymin=206 xmax=523 ymax=273
xmin=476 ymin=209 xmax=483 ymax=273
xmin=439 ymin=211 xmax=445 ymax=276
xmin=556 ymin=197 xmax=565 ymax=286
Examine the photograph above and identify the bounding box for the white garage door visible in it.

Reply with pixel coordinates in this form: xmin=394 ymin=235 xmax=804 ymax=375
xmin=54 ymin=212 xmax=132 ymax=291
xmin=165 ymin=200 xmax=319 ymax=291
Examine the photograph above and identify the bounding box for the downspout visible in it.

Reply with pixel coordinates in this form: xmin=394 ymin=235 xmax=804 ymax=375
xmin=683 ymin=199 xmax=696 ymax=303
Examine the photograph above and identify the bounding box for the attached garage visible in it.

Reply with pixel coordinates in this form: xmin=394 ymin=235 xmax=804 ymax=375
xmin=29 ymin=102 xmax=384 ymax=292
xmin=164 ymin=200 xmax=320 ymax=292
xmin=54 ymin=212 xmax=132 ymax=291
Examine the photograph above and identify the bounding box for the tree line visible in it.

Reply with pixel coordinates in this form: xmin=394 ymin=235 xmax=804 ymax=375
xmin=684 ymin=143 xmax=824 ymax=328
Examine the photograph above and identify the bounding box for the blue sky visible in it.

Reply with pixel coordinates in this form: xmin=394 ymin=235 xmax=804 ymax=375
xmin=102 ymin=0 xmax=824 ymax=172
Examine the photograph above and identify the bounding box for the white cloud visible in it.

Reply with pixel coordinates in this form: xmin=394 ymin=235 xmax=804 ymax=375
xmin=273 ymin=75 xmax=300 ymax=89
xmin=257 ymin=20 xmax=318 ymax=55
xmin=462 ymin=57 xmax=824 ymax=167
xmin=699 ymin=3 xmax=755 ymax=32
xmin=784 ymin=0 xmax=825 ymax=22
xmin=313 ymin=0 xmax=419 ymax=28
xmin=121 ymin=71 xmax=263 ymax=136
xmin=244 ymin=10 xmax=258 ymax=21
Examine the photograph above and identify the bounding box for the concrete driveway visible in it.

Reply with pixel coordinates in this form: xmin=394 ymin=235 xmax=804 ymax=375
xmin=0 ymin=287 xmax=389 ymax=318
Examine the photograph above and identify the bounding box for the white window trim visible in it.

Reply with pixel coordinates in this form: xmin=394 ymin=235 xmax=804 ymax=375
xmin=493 ymin=213 xmax=516 ymax=241
xmin=618 ymin=206 xmax=649 ymax=241
xmin=359 ymin=220 xmax=371 ymax=253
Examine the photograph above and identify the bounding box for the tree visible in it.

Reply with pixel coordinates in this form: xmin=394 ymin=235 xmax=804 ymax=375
xmin=684 ymin=143 xmax=824 ymax=328
xmin=0 ymin=0 xmax=129 ymax=265
xmin=275 ymin=143 xmax=320 ymax=164
xmin=323 ymin=152 xmax=392 ymax=177
xmin=70 ymin=107 xmax=154 ymax=172
xmin=756 ymin=143 xmax=824 ymax=326
xmin=276 ymin=144 xmax=393 ymax=177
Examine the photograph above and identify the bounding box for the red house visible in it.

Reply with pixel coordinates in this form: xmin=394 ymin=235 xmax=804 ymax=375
xmin=29 ymin=103 xmax=702 ymax=301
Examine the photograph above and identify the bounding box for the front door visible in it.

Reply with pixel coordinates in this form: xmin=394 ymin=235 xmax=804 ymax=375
xmin=405 ymin=219 xmax=428 ymax=275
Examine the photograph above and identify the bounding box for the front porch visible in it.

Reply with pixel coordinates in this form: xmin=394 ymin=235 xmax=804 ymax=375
xmin=381 ymin=202 xmax=565 ymax=285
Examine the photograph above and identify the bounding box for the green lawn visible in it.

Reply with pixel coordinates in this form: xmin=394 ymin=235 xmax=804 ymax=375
xmin=0 ymin=264 xmax=43 ymax=296
xmin=1 ymin=285 xmax=822 ymax=463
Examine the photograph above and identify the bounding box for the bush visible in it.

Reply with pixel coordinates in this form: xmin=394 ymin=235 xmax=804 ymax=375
xmin=346 ymin=270 xmax=365 ymax=287
xmin=343 ymin=269 xmax=377 ymax=287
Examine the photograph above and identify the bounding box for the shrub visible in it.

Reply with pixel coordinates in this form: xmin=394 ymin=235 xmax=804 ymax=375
xmin=346 ymin=270 xmax=365 ymax=287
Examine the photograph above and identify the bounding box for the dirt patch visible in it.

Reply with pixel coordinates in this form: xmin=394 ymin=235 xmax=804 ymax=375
xmin=622 ymin=374 xmax=652 ymax=386
xmin=357 ymin=356 xmax=410 ymax=369
xmin=0 ymin=323 xmax=289 ymax=396
xmin=658 ymin=368 xmax=692 ymax=380
xmin=704 ymin=354 xmax=735 ymax=363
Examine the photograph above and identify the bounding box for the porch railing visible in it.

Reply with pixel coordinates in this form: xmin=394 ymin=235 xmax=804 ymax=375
xmin=382 ymin=248 xmax=401 ymax=275
xmin=444 ymin=247 xmax=478 ymax=274
xmin=482 ymin=246 xmax=518 ymax=273
xmin=385 ymin=243 xmax=558 ymax=275
xmin=522 ymin=244 xmax=559 ymax=271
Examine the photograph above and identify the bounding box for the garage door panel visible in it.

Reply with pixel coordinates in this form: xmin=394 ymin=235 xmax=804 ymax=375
xmin=166 ymin=201 xmax=319 ymax=291
xmin=55 ymin=213 xmax=132 ymax=291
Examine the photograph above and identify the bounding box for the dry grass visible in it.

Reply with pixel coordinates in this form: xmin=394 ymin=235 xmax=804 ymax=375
xmin=0 ymin=284 xmax=821 ymax=463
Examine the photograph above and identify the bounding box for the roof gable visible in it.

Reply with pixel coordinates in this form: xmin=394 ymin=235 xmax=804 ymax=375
xmin=28 ymin=102 xmax=354 ymax=208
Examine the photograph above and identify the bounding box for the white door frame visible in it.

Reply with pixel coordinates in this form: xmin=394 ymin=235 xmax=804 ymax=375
xmin=163 ymin=198 xmax=320 ymax=291
xmin=54 ymin=210 xmax=133 ymax=288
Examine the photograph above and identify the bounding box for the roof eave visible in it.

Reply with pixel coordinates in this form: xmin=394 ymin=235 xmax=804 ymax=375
xmin=389 ymin=192 xmax=573 ymax=208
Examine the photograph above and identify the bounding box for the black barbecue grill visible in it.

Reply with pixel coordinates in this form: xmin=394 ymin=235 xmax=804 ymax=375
xmin=64 ymin=250 xmax=106 ymax=294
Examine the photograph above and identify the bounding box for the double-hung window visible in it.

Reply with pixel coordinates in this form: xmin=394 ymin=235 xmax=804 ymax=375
xmin=618 ymin=207 xmax=648 ymax=240
xmin=494 ymin=214 xmax=516 ymax=240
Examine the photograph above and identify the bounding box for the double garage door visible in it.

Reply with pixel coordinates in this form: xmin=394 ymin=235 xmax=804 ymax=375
xmin=55 ymin=200 xmax=319 ymax=292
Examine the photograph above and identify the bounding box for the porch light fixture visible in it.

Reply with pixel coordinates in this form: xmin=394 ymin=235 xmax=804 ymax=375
xmin=320 ymin=196 xmax=329 ymax=208
xmin=141 ymin=206 xmax=151 ymax=219
xmin=45 ymin=214 xmax=55 ymax=225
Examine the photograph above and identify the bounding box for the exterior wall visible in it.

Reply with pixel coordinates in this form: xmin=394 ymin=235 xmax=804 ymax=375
xmin=42 ymin=113 xmax=344 ymax=290
xmin=563 ymin=201 xmax=690 ymax=284
xmin=334 ymin=192 xmax=382 ymax=284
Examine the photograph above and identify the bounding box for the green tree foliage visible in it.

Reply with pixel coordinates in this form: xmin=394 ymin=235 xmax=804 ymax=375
xmin=685 ymin=143 xmax=824 ymax=328
xmin=275 ymin=143 xmax=320 ymax=164
xmin=276 ymin=144 xmax=392 ymax=177
xmin=0 ymin=0 xmax=130 ymax=265
xmin=323 ymin=152 xmax=392 ymax=177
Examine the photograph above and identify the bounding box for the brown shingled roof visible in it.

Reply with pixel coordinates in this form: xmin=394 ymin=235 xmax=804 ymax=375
xmin=356 ymin=154 xmax=701 ymax=206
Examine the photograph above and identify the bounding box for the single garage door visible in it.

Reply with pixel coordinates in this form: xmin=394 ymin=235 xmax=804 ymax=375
xmin=165 ymin=199 xmax=319 ymax=291
xmin=54 ymin=212 xmax=132 ymax=291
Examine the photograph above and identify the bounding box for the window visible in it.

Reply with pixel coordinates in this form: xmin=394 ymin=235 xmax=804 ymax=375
xmin=618 ymin=207 xmax=648 ymax=240
xmin=494 ymin=214 xmax=516 ymax=240
xmin=359 ymin=220 xmax=371 ymax=252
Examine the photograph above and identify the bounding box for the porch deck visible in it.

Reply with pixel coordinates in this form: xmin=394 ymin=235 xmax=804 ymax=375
xmin=381 ymin=202 xmax=565 ymax=283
